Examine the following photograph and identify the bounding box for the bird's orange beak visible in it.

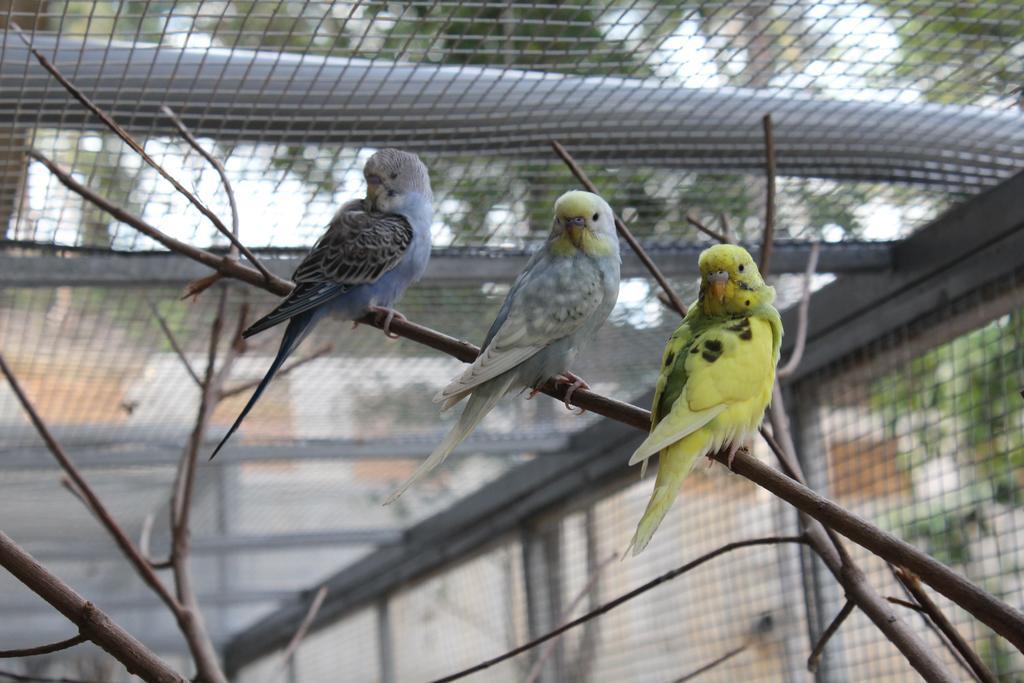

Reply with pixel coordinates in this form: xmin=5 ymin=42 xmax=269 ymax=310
xmin=708 ymin=271 xmax=729 ymax=303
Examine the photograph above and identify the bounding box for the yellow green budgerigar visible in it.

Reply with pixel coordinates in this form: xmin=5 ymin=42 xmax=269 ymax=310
xmin=627 ymin=244 xmax=782 ymax=555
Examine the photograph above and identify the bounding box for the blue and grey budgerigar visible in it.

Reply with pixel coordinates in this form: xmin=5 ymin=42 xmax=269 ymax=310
xmin=385 ymin=190 xmax=621 ymax=502
xmin=210 ymin=148 xmax=433 ymax=459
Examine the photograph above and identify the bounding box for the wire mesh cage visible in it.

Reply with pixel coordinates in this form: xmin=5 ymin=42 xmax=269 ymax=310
xmin=1 ymin=0 xmax=1024 ymax=681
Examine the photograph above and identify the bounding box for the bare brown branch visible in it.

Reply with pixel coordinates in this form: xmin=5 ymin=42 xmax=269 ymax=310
xmin=220 ymin=344 xmax=333 ymax=399
xmin=777 ymin=242 xmax=820 ymax=379
xmin=146 ymin=298 xmax=202 ymax=388
xmin=0 ymin=635 xmax=87 ymax=658
xmin=672 ymin=640 xmax=750 ymax=683
xmin=806 ymin=600 xmax=854 ymax=672
xmin=719 ymin=212 xmax=734 ymax=244
xmin=10 ymin=25 xmax=271 ymax=283
xmin=0 ymin=532 xmax=183 ymax=682
xmin=431 ymin=536 xmax=808 ymax=683
xmin=160 ymin=105 xmax=240 ymax=241
xmin=279 ymin=586 xmax=328 ymax=672
xmin=760 ymin=113 xmax=777 ymax=276
xmin=894 ymin=568 xmax=998 ymax=683
xmin=686 ymin=213 xmax=733 ymax=245
xmin=888 ymin=596 xmax=928 ymax=613
xmin=27 ymin=151 xmax=292 ymax=297
xmin=0 ymin=353 xmax=182 ymax=614
xmin=550 ymin=139 xmax=688 ymax=318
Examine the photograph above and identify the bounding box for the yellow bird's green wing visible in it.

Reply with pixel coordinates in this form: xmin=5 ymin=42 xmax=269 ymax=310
xmin=629 ymin=314 xmax=775 ymax=469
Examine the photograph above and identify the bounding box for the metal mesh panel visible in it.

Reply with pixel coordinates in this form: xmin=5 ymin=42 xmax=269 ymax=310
xmin=2 ymin=1 xmax=1024 ymax=678
xmin=793 ymin=274 xmax=1024 ymax=680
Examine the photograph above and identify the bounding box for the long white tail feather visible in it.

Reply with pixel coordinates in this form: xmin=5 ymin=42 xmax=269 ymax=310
xmin=627 ymin=405 xmax=725 ymax=467
xmin=385 ymin=375 xmax=515 ymax=504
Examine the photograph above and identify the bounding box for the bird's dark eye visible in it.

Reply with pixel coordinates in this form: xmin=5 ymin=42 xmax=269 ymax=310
xmin=387 ymin=190 xmax=396 ymax=197
xmin=390 ymin=172 xmax=398 ymax=180
xmin=738 ymin=264 xmax=745 ymax=272
xmin=592 ymin=213 xmax=599 ymax=221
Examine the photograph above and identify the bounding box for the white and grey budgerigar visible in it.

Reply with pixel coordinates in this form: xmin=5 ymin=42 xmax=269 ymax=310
xmin=210 ymin=148 xmax=433 ymax=459
xmin=385 ymin=190 xmax=621 ymax=503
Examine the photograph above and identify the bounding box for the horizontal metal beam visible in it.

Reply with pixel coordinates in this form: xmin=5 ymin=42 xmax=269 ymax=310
xmin=3 ymin=35 xmax=1021 ymax=188
xmin=24 ymin=529 xmax=402 ymax=561
xmin=223 ymin=396 xmax=647 ymax=674
xmin=0 ymin=241 xmax=892 ymax=287
xmin=780 ymin=168 xmax=1024 ymax=382
xmin=2 ymin=588 xmax=292 ymax=613
xmin=0 ymin=430 xmax=566 ymax=469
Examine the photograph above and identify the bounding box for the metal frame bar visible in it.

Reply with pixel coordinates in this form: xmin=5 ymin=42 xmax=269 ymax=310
xmin=778 ymin=168 xmax=1024 ymax=383
xmin=223 ymin=168 xmax=1024 ymax=677
xmin=0 ymin=242 xmax=893 ymax=287
xmin=22 ymin=529 xmax=402 ymax=561
xmin=0 ymin=432 xmax=568 ymax=469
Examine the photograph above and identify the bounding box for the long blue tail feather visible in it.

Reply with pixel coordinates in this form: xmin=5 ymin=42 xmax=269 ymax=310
xmin=209 ymin=309 xmax=319 ymax=460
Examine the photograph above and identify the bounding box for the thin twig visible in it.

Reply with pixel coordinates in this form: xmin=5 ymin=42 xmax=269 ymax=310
xmin=672 ymin=640 xmax=750 ymax=683
xmin=888 ymin=596 xmax=928 ymax=613
xmin=806 ymin=600 xmax=854 ymax=672
xmin=777 ymin=242 xmax=820 ymax=379
xmin=220 ymin=344 xmax=333 ymax=399
xmin=686 ymin=213 xmax=733 ymax=245
xmin=524 ymin=553 xmax=617 ymax=683
xmin=0 ymin=354 xmax=182 ymax=614
xmin=430 ymin=536 xmax=808 ymax=683
xmin=0 ymin=532 xmax=183 ymax=682
xmin=719 ymin=212 xmax=734 ymax=243
xmin=550 ymin=140 xmax=688 ymax=318
xmin=278 ymin=586 xmax=328 ymax=672
xmin=10 ymin=25 xmax=271 ymax=283
xmin=146 ymin=298 xmax=202 ymax=388
xmin=760 ymin=114 xmax=776 ymax=276
xmin=160 ymin=106 xmax=245 ymax=260
xmin=894 ymin=568 xmax=998 ymax=683
xmin=0 ymin=635 xmax=87 ymax=658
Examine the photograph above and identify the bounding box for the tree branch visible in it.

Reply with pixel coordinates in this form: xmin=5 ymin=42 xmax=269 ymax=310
xmin=146 ymin=298 xmax=202 ymax=388
xmin=894 ymin=568 xmax=998 ymax=683
xmin=806 ymin=599 xmax=854 ymax=672
xmin=278 ymin=586 xmax=328 ymax=672
xmin=550 ymin=140 xmax=688 ymax=318
xmin=0 ymin=532 xmax=183 ymax=682
xmin=26 ymin=151 xmax=292 ymax=297
xmin=168 ymin=288 xmax=232 ymax=683
xmin=777 ymin=242 xmax=820 ymax=379
xmin=160 ymin=106 xmax=250 ymax=267
xmin=760 ymin=113 xmax=777 ymax=276
xmin=10 ymin=24 xmax=271 ymax=283
xmin=431 ymin=536 xmax=808 ymax=683
xmin=0 ymin=353 xmax=182 ymax=614
xmin=672 ymin=640 xmax=751 ymax=683
xmin=220 ymin=344 xmax=333 ymax=400
xmin=686 ymin=213 xmax=733 ymax=245
xmin=0 ymin=635 xmax=87 ymax=658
